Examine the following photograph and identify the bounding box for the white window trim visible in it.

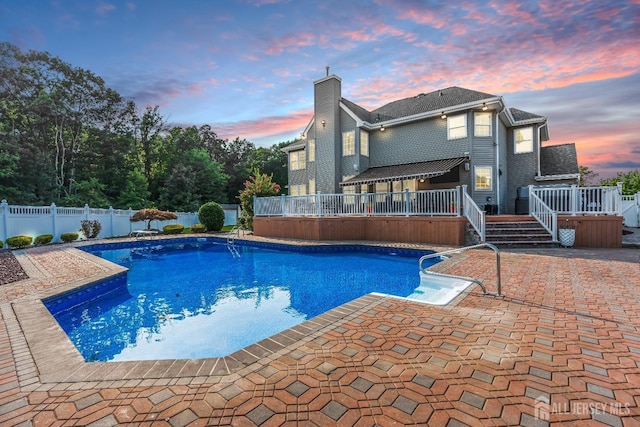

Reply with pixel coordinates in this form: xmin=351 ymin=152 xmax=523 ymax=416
xmin=474 ymin=166 xmax=493 ymax=191
xmin=308 ymin=139 xmax=315 ymax=162
xmin=342 ymin=131 xmax=355 ymax=156
xmin=360 ymin=130 xmax=369 ymax=157
xmin=289 ymin=150 xmax=306 ymax=170
xmin=447 ymin=114 xmax=467 ymax=140
xmin=474 ymin=112 xmax=492 ymax=137
xmin=514 ymin=127 xmax=534 ymax=154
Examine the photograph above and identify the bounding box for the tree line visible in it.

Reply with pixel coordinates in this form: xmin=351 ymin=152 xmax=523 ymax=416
xmin=0 ymin=42 xmax=289 ymax=212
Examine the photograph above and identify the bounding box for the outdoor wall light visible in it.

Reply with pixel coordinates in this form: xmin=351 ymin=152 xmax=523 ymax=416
xmin=482 ymin=103 xmax=488 ymax=111
xmin=321 ymin=120 xmax=326 ymax=127
xmin=380 ymin=124 xmax=385 ymax=131
xmin=441 ymin=112 xmax=447 ymax=119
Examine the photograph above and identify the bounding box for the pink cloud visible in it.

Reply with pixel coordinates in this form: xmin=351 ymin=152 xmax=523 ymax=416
xmin=215 ymin=108 xmax=313 ymax=142
xmin=265 ymin=32 xmax=316 ymax=55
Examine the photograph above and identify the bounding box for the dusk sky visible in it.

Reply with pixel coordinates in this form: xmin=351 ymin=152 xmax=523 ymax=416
xmin=1 ymin=0 xmax=638 ymax=179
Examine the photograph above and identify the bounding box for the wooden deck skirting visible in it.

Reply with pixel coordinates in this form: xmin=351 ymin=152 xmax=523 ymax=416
xmin=254 ymin=216 xmax=467 ymax=245
xmin=254 ymin=215 xmax=623 ymax=248
xmin=557 ymin=214 xmax=623 ymax=248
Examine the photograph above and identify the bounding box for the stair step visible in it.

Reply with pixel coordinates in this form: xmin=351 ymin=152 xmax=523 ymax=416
xmin=486 ymin=233 xmax=551 ymax=239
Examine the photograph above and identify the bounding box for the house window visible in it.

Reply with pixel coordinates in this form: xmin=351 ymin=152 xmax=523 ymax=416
xmin=308 ymin=139 xmax=315 ymax=162
xmin=514 ymin=127 xmax=533 ymax=153
xmin=360 ymin=130 xmax=369 ymax=157
xmin=342 ymin=131 xmax=355 ymax=156
xmin=289 ymin=184 xmax=306 ymax=196
xmin=474 ymin=166 xmax=492 ymax=191
xmin=474 ymin=112 xmax=492 ymax=137
xmin=289 ymin=150 xmax=306 ymax=170
xmin=308 ymin=179 xmax=315 ymax=194
xmin=447 ymin=114 xmax=467 ymax=140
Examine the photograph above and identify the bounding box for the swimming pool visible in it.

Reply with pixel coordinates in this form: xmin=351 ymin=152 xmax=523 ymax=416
xmin=45 ymin=238 xmax=447 ymax=362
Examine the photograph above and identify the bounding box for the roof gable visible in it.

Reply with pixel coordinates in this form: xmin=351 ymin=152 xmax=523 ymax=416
xmin=540 ymin=143 xmax=579 ymax=176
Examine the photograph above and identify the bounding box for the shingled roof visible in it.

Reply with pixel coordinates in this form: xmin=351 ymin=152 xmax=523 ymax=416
xmin=343 ymin=86 xmax=498 ymax=124
xmin=540 ymin=143 xmax=579 ymax=177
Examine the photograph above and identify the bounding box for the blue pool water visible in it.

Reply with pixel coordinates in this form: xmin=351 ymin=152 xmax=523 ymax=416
xmin=45 ymin=238 xmax=438 ymax=362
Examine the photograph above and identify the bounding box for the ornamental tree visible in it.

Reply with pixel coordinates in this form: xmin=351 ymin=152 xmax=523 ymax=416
xmin=238 ymin=168 xmax=280 ymax=230
xmin=130 ymin=208 xmax=178 ymax=230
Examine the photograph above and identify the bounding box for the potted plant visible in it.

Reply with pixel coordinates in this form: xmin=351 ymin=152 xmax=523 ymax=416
xmin=559 ymin=219 xmax=576 ymax=247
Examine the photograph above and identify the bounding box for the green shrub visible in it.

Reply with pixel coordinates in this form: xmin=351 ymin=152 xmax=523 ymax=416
xmin=0 ymin=240 xmax=3 ymax=249
xmin=190 ymin=223 xmax=206 ymax=233
xmin=35 ymin=234 xmax=54 ymax=245
xmin=80 ymin=219 xmax=102 ymax=238
xmin=60 ymin=232 xmax=79 ymax=243
xmin=163 ymin=224 xmax=184 ymax=234
xmin=6 ymin=235 xmax=33 ymax=248
xmin=198 ymin=202 xmax=225 ymax=232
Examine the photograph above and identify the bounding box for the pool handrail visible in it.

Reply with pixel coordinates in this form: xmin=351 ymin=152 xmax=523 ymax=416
xmin=418 ymin=243 xmax=503 ymax=297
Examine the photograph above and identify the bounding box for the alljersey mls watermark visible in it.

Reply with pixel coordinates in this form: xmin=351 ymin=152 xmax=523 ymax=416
xmin=534 ymin=397 xmax=631 ymax=421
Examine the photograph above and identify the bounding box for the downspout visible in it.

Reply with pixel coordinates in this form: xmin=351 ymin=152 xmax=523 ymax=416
xmin=496 ymin=100 xmax=506 ymax=214
xmin=537 ymin=123 xmax=547 ymax=178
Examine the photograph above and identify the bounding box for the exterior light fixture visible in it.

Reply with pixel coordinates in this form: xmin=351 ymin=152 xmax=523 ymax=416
xmin=380 ymin=125 xmax=385 ymax=131
xmin=321 ymin=120 xmax=326 ymax=127
xmin=482 ymin=103 xmax=488 ymax=111
xmin=441 ymin=112 xmax=447 ymax=119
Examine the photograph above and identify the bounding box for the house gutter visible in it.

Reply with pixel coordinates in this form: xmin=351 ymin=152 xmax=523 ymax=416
xmin=496 ymin=98 xmax=508 ymax=214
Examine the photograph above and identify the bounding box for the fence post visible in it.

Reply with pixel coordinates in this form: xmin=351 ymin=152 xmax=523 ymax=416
xmin=404 ymin=188 xmax=410 ymax=217
xmin=51 ymin=203 xmax=57 ymax=241
xmin=363 ymin=192 xmax=369 ymax=217
xmin=316 ymin=192 xmax=322 ymax=217
xmin=279 ymin=194 xmax=286 ymax=217
xmin=456 ymin=186 xmax=461 ymax=217
xmin=109 ymin=206 xmax=114 ymax=238
xmin=461 ymin=185 xmax=468 ymax=216
xmin=128 ymin=208 xmax=134 ymax=234
xmin=84 ymin=204 xmax=90 ymax=220
xmin=570 ymin=185 xmax=578 ymax=216
xmin=1 ymin=200 xmax=8 ymax=242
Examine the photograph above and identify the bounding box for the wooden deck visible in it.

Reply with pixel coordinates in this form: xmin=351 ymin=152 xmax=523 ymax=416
xmin=254 ymin=214 xmax=624 ymax=248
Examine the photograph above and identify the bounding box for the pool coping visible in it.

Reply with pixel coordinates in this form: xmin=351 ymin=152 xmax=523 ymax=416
xmin=9 ymin=237 xmax=465 ymax=387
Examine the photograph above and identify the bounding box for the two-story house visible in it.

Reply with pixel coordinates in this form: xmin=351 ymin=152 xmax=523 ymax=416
xmin=283 ymin=73 xmax=579 ymax=214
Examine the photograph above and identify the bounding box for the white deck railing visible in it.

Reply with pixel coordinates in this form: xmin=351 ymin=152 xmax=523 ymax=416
xmin=530 ymin=191 xmax=558 ymax=241
xmin=254 ymin=188 xmax=461 ymax=217
xmin=462 ymin=185 xmax=486 ymax=242
xmin=530 ymin=185 xmax=621 ymax=215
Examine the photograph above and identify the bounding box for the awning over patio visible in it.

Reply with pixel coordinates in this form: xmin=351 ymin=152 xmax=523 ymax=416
xmin=340 ymin=157 xmax=467 ymax=187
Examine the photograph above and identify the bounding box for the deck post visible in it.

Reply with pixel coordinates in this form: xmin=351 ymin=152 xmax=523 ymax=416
xmin=570 ymin=185 xmax=578 ymax=216
xmin=279 ymin=194 xmax=285 ymax=217
xmin=316 ymin=192 xmax=322 ymax=217
xmin=405 ymin=188 xmax=410 ymax=217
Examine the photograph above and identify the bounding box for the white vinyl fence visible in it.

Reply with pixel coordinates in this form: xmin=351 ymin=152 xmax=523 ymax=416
xmin=621 ymin=193 xmax=640 ymax=227
xmin=0 ymin=200 xmax=241 ymax=243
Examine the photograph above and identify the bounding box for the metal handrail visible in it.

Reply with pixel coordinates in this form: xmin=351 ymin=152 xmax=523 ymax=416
xmin=227 ymin=226 xmax=244 ymax=245
xmin=418 ymin=243 xmax=503 ymax=297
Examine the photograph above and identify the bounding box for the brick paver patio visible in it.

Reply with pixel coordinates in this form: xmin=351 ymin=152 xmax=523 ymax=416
xmin=0 ymin=236 xmax=639 ymax=426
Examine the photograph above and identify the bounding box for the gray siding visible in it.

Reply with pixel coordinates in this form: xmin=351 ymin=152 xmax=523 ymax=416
xmin=469 ymin=111 xmax=496 ymax=208
xmin=369 ymin=116 xmax=470 ymax=167
xmin=314 ymin=76 xmax=342 ymax=193
xmin=339 ymin=110 xmax=358 ymax=187
xmin=505 ymin=124 xmax=542 ymax=213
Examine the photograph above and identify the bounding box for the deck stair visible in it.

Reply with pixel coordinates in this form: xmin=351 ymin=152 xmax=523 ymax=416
xmin=483 ymin=215 xmax=556 ymax=247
